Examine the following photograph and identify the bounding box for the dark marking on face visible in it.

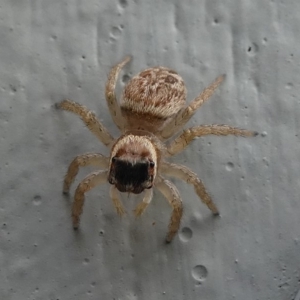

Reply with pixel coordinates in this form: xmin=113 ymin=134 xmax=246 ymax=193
xmin=141 ymin=150 xmax=151 ymax=158
xmin=165 ymin=75 xmax=177 ymax=84
xmin=108 ymin=158 xmax=153 ymax=194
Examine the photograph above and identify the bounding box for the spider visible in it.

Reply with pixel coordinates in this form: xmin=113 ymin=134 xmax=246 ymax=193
xmin=57 ymin=56 xmax=257 ymax=243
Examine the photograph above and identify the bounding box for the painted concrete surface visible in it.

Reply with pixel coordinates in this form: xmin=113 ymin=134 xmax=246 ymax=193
xmin=1 ymin=0 xmax=300 ymax=299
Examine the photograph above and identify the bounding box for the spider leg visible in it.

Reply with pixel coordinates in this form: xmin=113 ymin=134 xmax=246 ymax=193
xmin=167 ymin=124 xmax=258 ymax=156
xmin=155 ymin=177 xmax=183 ymax=243
xmin=109 ymin=186 xmax=126 ymax=216
xmin=57 ymin=100 xmax=114 ymax=146
xmin=105 ymin=56 xmax=131 ymax=131
xmin=161 ymin=162 xmax=219 ymax=215
xmin=159 ymin=75 xmax=225 ymax=140
xmin=72 ymin=170 xmax=108 ymax=229
xmin=63 ymin=153 xmax=109 ymax=194
xmin=133 ymin=189 xmax=153 ymax=217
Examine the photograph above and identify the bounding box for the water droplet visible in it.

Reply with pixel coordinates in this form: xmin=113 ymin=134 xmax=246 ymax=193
xmin=226 ymin=162 xmax=234 ymax=171
xmin=122 ymin=74 xmax=130 ymax=84
xmin=119 ymin=0 xmax=128 ymax=8
xmin=247 ymin=43 xmax=259 ymax=56
xmin=261 ymin=131 xmax=267 ymax=137
xmin=33 ymin=195 xmax=42 ymax=206
xmin=179 ymin=227 xmax=193 ymax=242
xmin=110 ymin=26 xmax=122 ymax=39
xmin=83 ymin=258 xmax=90 ymax=264
xmin=192 ymin=265 xmax=208 ymax=282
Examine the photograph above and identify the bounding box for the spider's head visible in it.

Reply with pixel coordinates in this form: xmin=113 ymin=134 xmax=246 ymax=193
xmin=108 ymin=135 xmax=158 ymax=194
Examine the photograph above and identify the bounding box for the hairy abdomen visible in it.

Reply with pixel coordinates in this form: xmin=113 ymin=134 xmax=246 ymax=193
xmin=121 ymin=67 xmax=186 ymax=133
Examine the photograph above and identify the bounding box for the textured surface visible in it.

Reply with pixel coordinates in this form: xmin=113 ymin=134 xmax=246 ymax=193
xmin=1 ymin=0 xmax=300 ymax=299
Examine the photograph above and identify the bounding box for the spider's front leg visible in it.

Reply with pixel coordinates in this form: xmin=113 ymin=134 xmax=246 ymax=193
xmin=133 ymin=189 xmax=153 ymax=217
xmin=167 ymin=124 xmax=258 ymax=156
xmin=109 ymin=186 xmax=126 ymax=216
xmin=72 ymin=170 xmax=108 ymax=229
xmin=57 ymin=100 xmax=114 ymax=146
xmin=161 ymin=162 xmax=219 ymax=215
xmin=63 ymin=153 xmax=109 ymax=194
xmin=155 ymin=177 xmax=183 ymax=243
xmin=105 ymin=56 xmax=131 ymax=131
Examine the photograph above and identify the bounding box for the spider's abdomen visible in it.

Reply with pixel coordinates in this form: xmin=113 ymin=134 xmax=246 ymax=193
xmin=121 ymin=67 xmax=187 ymax=132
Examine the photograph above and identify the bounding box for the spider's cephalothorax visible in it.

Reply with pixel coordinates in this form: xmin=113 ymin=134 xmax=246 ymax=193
xmin=57 ymin=56 xmax=257 ymax=243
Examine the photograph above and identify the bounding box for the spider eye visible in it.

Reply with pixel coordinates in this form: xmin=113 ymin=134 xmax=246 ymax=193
xmin=112 ymin=156 xmax=117 ymax=163
xmin=108 ymin=178 xmax=114 ymax=184
xmin=149 ymin=161 xmax=155 ymax=168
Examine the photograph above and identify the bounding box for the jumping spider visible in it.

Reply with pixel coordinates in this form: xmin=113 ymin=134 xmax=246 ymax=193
xmin=57 ymin=56 xmax=256 ymax=243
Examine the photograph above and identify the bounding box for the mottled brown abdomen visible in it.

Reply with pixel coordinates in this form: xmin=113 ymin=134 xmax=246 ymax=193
xmin=121 ymin=67 xmax=187 ymax=132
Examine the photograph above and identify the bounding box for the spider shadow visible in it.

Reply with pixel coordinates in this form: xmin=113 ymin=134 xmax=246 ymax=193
xmin=186 ymin=209 xmax=222 ymax=241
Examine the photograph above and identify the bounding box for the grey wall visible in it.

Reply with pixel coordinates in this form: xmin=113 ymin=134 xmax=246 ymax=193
xmin=1 ymin=0 xmax=300 ymax=299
